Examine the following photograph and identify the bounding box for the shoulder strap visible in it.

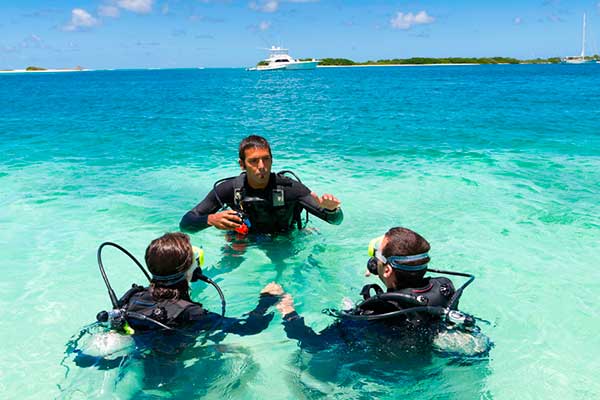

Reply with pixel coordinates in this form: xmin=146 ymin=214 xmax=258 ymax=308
xmin=232 ymin=173 xmax=246 ymax=207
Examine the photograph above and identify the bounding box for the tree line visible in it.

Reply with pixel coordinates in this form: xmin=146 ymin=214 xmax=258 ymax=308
xmin=317 ymin=56 xmax=600 ymax=66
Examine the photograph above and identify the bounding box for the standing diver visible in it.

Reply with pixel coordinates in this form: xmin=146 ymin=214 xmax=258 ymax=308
xmin=179 ymin=135 xmax=343 ymax=235
xmin=264 ymin=227 xmax=488 ymax=354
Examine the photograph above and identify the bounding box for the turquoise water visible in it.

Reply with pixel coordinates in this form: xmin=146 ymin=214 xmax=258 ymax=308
xmin=1 ymin=65 xmax=599 ymax=399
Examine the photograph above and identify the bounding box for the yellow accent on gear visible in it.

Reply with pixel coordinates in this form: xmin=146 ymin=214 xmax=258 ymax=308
xmin=192 ymin=246 xmax=204 ymax=267
xmin=123 ymin=322 xmax=135 ymax=335
xmin=368 ymin=236 xmax=384 ymax=257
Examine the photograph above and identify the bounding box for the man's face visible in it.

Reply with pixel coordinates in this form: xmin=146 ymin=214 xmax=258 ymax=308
xmin=240 ymin=147 xmax=272 ymax=189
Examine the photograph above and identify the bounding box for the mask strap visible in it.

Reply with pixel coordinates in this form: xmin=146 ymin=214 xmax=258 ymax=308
xmin=151 ymin=271 xmax=187 ymax=286
xmin=389 ymin=252 xmax=429 ymax=262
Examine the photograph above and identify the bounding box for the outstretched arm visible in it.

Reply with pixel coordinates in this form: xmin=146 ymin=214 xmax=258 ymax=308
xmin=276 ymin=293 xmax=330 ymax=352
xmin=215 ymin=283 xmax=283 ymax=337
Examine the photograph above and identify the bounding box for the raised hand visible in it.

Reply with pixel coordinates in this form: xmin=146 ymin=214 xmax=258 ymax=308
xmin=310 ymin=192 xmax=341 ymax=211
xmin=261 ymin=282 xmax=284 ymax=296
xmin=276 ymin=294 xmax=296 ymax=316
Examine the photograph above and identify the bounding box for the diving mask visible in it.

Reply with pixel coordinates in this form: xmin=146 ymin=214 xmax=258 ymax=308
xmin=366 ymin=235 xmax=430 ymax=272
xmin=190 ymin=245 xmax=205 ymax=282
xmin=192 ymin=246 xmax=204 ymax=268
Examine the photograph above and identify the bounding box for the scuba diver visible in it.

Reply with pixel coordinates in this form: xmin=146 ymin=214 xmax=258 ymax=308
xmin=264 ymin=227 xmax=489 ymax=354
xmin=73 ymin=232 xmax=281 ymax=370
xmin=179 ymin=135 xmax=343 ymax=235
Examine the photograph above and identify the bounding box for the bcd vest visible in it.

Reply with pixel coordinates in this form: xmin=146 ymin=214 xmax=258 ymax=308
xmin=121 ymin=286 xmax=206 ymax=330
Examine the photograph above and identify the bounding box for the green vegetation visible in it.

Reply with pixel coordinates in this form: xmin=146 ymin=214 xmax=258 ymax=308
xmin=319 ymin=58 xmax=356 ymax=66
xmin=318 ymin=56 xmax=576 ymax=66
xmin=366 ymin=57 xmax=520 ymax=65
xmin=257 ymin=60 xmax=269 ymax=66
xmin=25 ymin=66 xmax=47 ymax=71
xmin=522 ymin=57 xmax=562 ymax=64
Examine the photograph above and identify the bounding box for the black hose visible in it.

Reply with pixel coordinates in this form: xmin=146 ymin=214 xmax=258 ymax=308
xmin=126 ymin=311 xmax=173 ymax=330
xmin=325 ymin=306 xmax=446 ymax=321
xmin=97 ymin=242 xmax=151 ymax=308
xmin=426 ymin=268 xmax=475 ymax=310
xmin=213 ymin=175 xmax=239 ymax=209
xmin=194 ymin=274 xmax=226 ymax=317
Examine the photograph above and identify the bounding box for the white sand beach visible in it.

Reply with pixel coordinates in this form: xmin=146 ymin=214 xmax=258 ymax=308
xmin=0 ymin=68 xmax=88 ymax=74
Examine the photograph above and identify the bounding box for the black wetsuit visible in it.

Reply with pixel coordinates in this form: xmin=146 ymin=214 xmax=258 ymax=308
xmin=282 ymin=277 xmax=455 ymax=353
xmin=72 ymin=286 xmax=278 ymax=369
xmin=123 ymin=285 xmax=278 ymax=336
xmin=180 ymin=172 xmax=343 ymax=234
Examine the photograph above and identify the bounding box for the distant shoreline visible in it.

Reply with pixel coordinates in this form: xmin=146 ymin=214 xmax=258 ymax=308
xmin=318 ymin=63 xmax=482 ymax=68
xmin=0 ymin=68 xmax=88 ymax=74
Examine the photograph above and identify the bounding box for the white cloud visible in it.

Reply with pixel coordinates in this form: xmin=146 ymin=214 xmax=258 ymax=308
xmin=98 ymin=5 xmax=120 ymax=18
xmin=250 ymin=0 xmax=279 ymax=13
xmin=259 ymin=21 xmax=271 ymax=31
xmin=117 ymin=0 xmax=154 ymax=14
xmin=514 ymin=16 xmax=522 ymax=25
xmin=63 ymin=8 xmax=100 ymax=31
xmin=249 ymin=0 xmax=318 ymax=13
xmin=390 ymin=10 xmax=434 ymax=30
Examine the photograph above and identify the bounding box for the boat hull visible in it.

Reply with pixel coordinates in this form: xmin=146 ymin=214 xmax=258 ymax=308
xmin=247 ymin=65 xmax=287 ymax=71
xmin=284 ymin=61 xmax=318 ymax=70
xmin=561 ymin=59 xmax=596 ymax=64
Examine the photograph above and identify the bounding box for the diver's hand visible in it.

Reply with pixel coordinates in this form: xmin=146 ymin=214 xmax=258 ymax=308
xmin=276 ymin=294 xmax=296 ymax=316
xmin=311 ymin=192 xmax=341 ymax=211
xmin=207 ymin=210 xmax=242 ymax=230
xmin=261 ymin=282 xmax=284 ymax=296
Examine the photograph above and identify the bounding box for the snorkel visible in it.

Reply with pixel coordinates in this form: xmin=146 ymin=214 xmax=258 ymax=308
xmin=96 ymin=241 xmax=226 ymax=333
xmin=324 ymin=235 xmax=477 ymax=331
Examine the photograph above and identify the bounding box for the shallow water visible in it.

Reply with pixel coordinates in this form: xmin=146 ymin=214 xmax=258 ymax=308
xmin=1 ymin=65 xmax=599 ymax=399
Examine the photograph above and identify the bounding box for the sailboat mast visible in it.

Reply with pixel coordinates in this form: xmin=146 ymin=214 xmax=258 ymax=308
xmin=581 ymin=13 xmax=586 ymax=58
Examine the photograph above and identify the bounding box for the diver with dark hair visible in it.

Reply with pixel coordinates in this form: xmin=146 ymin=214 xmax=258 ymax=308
xmin=120 ymin=232 xmax=280 ymax=333
xmin=73 ymin=232 xmax=281 ymax=370
xmin=263 ymin=227 xmax=488 ymax=354
xmin=179 ymin=135 xmax=343 ymax=235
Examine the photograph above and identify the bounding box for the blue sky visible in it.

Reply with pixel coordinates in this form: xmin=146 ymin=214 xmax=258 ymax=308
xmin=1 ymin=0 xmax=600 ymax=68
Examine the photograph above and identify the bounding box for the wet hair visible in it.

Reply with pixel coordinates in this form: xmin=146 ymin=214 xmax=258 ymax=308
xmin=238 ymin=135 xmax=272 ymax=162
xmin=145 ymin=232 xmax=194 ymax=301
xmin=382 ymin=227 xmax=431 ymax=286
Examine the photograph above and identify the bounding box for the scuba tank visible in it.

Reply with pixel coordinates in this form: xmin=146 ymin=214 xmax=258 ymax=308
xmin=324 ymin=268 xmax=477 ymax=332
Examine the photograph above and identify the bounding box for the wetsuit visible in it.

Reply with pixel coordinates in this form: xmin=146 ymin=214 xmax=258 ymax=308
xmin=282 ymin=277 xmax=455 ymax=353
xmin=122 ymin=285 xmax=278 ymax=335
xmin=180 ymin=173 xmax=343 ymax=234
xmin=72 ymin=286 xmax=278 ymax=369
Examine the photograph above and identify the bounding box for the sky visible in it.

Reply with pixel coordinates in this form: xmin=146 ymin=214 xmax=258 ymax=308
xmin=1 ymin=0 xmax=600 ymax=68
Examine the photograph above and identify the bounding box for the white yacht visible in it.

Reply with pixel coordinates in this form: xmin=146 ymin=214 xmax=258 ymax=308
xmin=247 ymin=46 xmax=318 ymax=71
xmin=562 ymin=13 xmax=595 ymax=64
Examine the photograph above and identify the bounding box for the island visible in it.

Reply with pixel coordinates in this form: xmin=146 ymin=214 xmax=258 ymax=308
xmin=0 ymin=66 xmax=86 ymax=73
xmin=316 ymin=56 xmax=600 ymax=66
